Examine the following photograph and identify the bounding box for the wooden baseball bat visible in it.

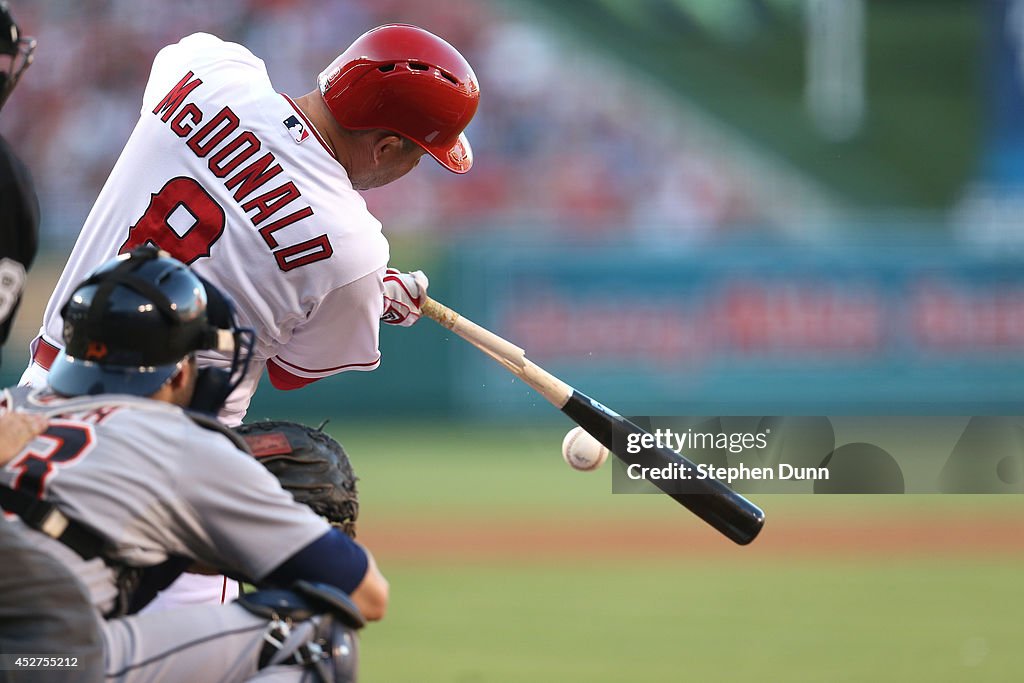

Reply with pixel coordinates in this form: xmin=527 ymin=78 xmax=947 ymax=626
xmin=421 ymin=297 xmax=765 ymax=545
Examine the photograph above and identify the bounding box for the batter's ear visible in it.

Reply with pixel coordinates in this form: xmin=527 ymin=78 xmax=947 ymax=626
xmin=372 ymin=133 xmax=405 ymax=163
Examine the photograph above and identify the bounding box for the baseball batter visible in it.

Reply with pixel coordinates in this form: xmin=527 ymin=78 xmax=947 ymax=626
xmin=21 ymin=24 xmax=479 ymax=610
xmin=1 ymin=249 xmax=384 ymax=681
xmin=23 ymin=25 xmax=480 ymax=425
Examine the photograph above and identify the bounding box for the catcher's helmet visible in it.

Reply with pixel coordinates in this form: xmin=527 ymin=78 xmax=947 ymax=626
xmin=49 ymin=247 xmax=253 ymax=407
xmin=318 ymin=24 xmax=479 ymax=174
xmin=0 ymin=1 xmax=35 ymax=111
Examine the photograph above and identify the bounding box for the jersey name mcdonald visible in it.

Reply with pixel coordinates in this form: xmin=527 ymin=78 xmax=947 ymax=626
xmin=34 ymin=33 xmax=390 ymax=426
xmin=131 ymin=71 xmax=330 ymax=272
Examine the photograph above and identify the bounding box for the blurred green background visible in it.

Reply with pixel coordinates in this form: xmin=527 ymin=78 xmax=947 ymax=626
xmin=514 ymin=0 xmax=980 ymax=209
xmin=341 ymin=423 xmax=1024 ymax=682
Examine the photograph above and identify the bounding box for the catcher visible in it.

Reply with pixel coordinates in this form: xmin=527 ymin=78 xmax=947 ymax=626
xmin=0 ymin=247 xmax=380 ymax=682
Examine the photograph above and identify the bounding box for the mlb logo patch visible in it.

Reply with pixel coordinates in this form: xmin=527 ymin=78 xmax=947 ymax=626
xmin=283 ymin=115 xmax=309 ymax=143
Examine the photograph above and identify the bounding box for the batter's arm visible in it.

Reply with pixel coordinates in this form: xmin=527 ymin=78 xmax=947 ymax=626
xmin=267 ymin=271 xmax=384 ymax=390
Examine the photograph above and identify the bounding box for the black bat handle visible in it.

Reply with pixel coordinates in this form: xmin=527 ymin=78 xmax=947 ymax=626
xmin=562 ymin=391 xmax=766 ymax=545
xmin=666 ymin=491 xmax=765 ymax=546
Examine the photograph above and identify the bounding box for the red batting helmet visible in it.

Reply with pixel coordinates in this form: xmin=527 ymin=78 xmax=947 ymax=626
xmin=318 ymin=24 xmax=480 ymax=174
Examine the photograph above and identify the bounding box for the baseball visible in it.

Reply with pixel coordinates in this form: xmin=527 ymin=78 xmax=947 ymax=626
xmin=561 ymin=426 xmax=610 ymax=472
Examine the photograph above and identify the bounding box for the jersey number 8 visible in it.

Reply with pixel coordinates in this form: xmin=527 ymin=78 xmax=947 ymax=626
xmin=119 ymin=176 xmax=225 ymax=264
xmin=9 ymin=422 xmax=95 ymax=498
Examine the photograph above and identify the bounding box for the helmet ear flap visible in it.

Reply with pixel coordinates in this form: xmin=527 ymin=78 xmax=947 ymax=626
xmin=50 ymin=249 xmax=253 ymax=401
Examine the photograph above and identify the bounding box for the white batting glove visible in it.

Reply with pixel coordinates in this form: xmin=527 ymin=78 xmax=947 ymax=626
xmin=381 ymin=268 xmax=429 ymax=327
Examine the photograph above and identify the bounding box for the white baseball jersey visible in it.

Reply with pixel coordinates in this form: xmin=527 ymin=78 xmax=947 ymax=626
xmin=36 ymin=33 xmax=390 ymax=425
xmin=0 ymin=386 xmax=331 ymax=616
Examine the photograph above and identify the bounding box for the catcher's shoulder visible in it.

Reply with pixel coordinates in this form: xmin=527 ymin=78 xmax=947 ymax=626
xmin=185 ymin=409 xmax=251 ymax=453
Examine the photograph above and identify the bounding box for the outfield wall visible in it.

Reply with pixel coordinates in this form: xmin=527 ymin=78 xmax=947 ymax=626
xmin=442 ymin=236 xmax=1024 ymax=416
xmin=241 ymin=234 xmax=1024 ymax=421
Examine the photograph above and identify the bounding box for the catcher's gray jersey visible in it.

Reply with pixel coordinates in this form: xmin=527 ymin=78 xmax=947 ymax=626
xmin=0 ymin=386 xmax=330 ymax=615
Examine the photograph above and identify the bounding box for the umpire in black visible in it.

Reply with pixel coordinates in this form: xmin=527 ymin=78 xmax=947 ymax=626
xmin=0 ymin=2 xmax=36 ymax=360
xmin=0 ymin=3 xmax=104 ymax=680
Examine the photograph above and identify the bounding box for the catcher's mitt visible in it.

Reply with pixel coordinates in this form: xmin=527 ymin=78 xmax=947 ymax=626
xmin=235 ymin=421 xmax=359 ymax=538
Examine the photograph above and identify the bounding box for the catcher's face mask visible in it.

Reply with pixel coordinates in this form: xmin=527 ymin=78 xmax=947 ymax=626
xmin=52 ymin=248 xmax=236 ymax=399
xmin=52 ymin=247 xmax=254 ymax=414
